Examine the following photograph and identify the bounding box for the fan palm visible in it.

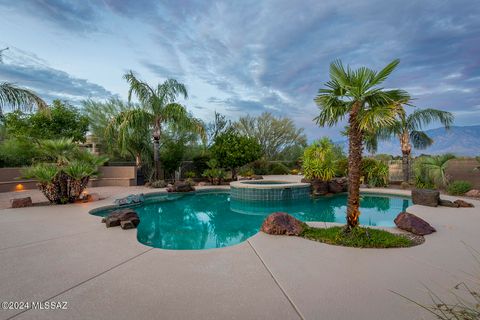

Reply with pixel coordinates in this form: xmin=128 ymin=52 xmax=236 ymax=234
xmin=314 ymin=59 xmax=409 ymax=230
xmin=378 ymin=105 xmax=453 ymax=183
xmin=0 ymin=82 xmax=47 ymax=114
xmin=415 ymin=154 xmax=455 ymax=188
xmin=115 ymin=71 xmax=204 ymax=179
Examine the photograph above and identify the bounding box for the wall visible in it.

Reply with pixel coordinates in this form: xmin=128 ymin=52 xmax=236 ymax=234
xmin=0 ymin=166 xmax=137 ymax=192
xmin=445 ymin=159 xmax=480 ymax=189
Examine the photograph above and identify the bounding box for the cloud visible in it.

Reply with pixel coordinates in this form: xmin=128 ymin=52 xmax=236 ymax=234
xmin=0 ymin=47 xmax=113 ymax=103
xmin=0 ymin=0 xmax=479 ymax=139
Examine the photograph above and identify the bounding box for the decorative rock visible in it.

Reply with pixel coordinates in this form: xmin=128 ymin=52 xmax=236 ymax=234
xmin=167 ymin=181 xmax=195 ymax=193
xmin=197 ymin=181 xmax=211 ymax=186
xmin=412 ymin=189 xmax=440 ymax=207
xmin=103 ymin=208 xmax=140 ymax=228
xmin=120 ymin=220 xmax=135 ymax=230
xmin=310 ymin=179 xmax=329 ymax=196
xmin=114 ymin=194 xmax=144 ymax=206
xmin=465 ymin=189 xmax=480 ymax=198
xmin=10 ymin=197 xmax=33 ymax=208
xmin=328 ymin=177 xmax=348 ymax=194
xmin=453 ymin=199 xmax=474 ymax=208
xmin=88 ymin=193 xmax=101 ymax=202
xmin=261 ymin=212 xmax=305 ymax=236
xmin=394 ymin=212 xmax=436 ymax=236
xmin=438 ymin=199 xmax=459 ymax=208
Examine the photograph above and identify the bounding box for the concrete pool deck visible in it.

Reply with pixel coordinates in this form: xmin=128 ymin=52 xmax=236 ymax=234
xmin=1 ymin=177 xmax=479 ymax=319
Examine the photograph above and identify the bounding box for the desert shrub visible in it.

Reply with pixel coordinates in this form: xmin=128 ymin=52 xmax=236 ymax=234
xmin=238 ymin=167 xmax=255 ymax=177
xmin=148 ymin=180 xmax=167 ymax=188
xmin=202 ymin=159 xmax=226 ymax=185
xmin=447 ymin=180 xmax=472 ymax=195
xmin=250 ymin=159 xmax=270 ymax=175
xmin=269 ymin=162 xmax=290 ymax=175
xmin=0 ymin=137 xmax=40 ymax=167
xmin=290 ymin=168 xmax=300 ymax=175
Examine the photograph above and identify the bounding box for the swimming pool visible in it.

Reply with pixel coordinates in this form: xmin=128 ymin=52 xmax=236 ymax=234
xmin=91 ymin=191 xmax=410 ymax=250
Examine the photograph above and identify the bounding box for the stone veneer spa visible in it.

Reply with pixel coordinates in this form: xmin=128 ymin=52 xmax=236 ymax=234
xmin=229 ymin=180 xmax=311 ymax=201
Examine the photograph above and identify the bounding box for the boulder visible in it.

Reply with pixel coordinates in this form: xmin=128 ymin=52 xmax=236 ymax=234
xmin=412 ymin=189 xmax=440 ymax=207
xmin=10 ymin=197 xmax=33 ymax=208
xmin=261 ymin=212 xmax=305 ymax=236
xmin=120 ymin=220 xmax=135 ymax=230
xmin=310 ymin=179 xmax=329 ymax=196
xmin=114 ymin=194 xmax=144 ymax=206
xmin=328 ymin=177 xmax=348 ymax=194
xmin=197 ymin=181 xmax=211 ymax=187
xmin=453 ymin=199 xmax=474 ymax=208
xmin=167 ymin=181 xmax=195 ymax=192
xmin=104 ymin=208 xmax=140 ymax=228
xmin=394 ymin=212 xmax=436 ymax=236
xmin=438 ymin=199 xmax=459 ymax=208
xmin=465 ymin=189 xmax=480 ymax=198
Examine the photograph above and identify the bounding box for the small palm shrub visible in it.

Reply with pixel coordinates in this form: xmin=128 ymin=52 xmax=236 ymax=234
xmin=202 ymin=159 xmax=226 ymax=185
xmin=269 ymin=163 xmax=290 ymax=175
xmin=302 ymin=138 xmax=337 ymax=181
xmin=447 ymin=180 xmax=472 ymax=195
xmin=22 ymin=138 xmax=108 ymax=204
xmin=414 ymin=154 xmax=455 ymax=189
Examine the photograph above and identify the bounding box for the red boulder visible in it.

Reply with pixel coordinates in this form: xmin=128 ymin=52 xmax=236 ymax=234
xmin=261 ymin=212 xmax=305 ymax=236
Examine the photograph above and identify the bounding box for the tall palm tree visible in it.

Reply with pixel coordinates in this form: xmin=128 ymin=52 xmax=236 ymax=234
xmin=0 ymin=82 xmax=47 ymax=114
xmin=115 ymin=71 xmax=204 ymax=179
xmin=378 ymin=104 xmax=453 ymax=183
xmin=314 ymin=59 xmax=409 ymax=230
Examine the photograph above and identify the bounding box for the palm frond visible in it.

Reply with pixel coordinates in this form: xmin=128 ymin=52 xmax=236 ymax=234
xmin=0 ymin=82 xmax=47 ymax=113
xmin=407 ymin=108 xmax=454 ymax=131
xmin=370 ymin=59 xmax=400 ymax=86
xmin=410 ymin=130 xmax=433 ymax=149
xmin=123 ymin=71 xmax=156 ymax=106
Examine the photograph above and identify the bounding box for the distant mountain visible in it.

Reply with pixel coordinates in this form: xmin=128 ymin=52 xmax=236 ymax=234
xmin=336 ymin=125 xmax=480 ymax=156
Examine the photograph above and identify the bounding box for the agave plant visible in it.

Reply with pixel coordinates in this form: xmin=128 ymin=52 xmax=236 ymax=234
xmin=22 ymin=139 xmax=108 ymax=204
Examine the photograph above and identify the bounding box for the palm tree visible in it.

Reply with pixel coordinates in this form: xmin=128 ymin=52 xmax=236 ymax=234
xmin=378 ymin=105 xmax=453 ymax=183
xmin=0 ymin=82 xmax=47 ymax=114
xmin=115 ymin=71 xmax=204 ymax=179
xmin=314 ymin=59 xmax=409 ymax=230
xmin=414 ymin=154 xmax=455 ymax=188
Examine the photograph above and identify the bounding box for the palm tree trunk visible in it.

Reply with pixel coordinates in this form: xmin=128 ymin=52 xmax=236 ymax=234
xmin=153 ymin=137 xmax=160 ymax=180
xmin=400 ymin=133 xmax=411 ymax=183
xmin=346 ymin=101 xmax=363 ymax=230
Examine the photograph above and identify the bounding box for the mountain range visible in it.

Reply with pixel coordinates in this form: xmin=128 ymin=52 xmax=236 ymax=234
xmin=336 ymin=125 xmax=480 ymax=156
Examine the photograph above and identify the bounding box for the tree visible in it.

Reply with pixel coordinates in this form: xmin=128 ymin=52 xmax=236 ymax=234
xmin=85 ymin=98 xmax=152 ymax=166
xmin=4 ymin=100 xmax=89 ymax=142
xmin=0 ymin=82 xmax=47 ymax=114
xmin=210 ymin=130 xmax=262 ymax=180
xmin=206 ymin=111 xmax=231 ymax=147
xmin=235 ymin=112 xmax=307 ymax=159
xmin=314 ymin=59 xmax=409 ymax=230
xmin=112 ymin=72 xmax=204 ymax=179
xmin=378 ymin=106 xmax=453 ymax=183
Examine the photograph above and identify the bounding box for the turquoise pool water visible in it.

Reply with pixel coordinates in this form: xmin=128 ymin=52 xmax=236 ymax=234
xmin=92 ymin=191 xmax=410 ymax=250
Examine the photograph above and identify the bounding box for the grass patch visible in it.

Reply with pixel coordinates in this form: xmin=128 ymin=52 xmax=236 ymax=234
xmin=300 ymin=226 xmax=419 ymax=248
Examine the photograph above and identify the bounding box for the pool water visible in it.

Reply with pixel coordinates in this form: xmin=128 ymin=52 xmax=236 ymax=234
xmin=92 ymin=191 xmax=410 ymax=250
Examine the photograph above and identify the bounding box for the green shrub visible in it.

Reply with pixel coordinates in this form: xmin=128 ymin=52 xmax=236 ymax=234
xmin=238 ymin=167 xmax=255 ymax=177
xmin=447 ymin=180 xmax=472 ymax=195
xmin=335 ymin=158 xmax=348 ymax=177
xmin=251 ymin=159 xmax=270 ymax=175
xmin=192 ymin=154 xmax=211 ymax=176
xmin=269 ymin=163 xmax=290 ymax=175
xmin=185 ymin=171 xmax=196 ymax=179
xmin=302 ymin=138 xmax=338 ymax=181
xmin=361 ymin=158 xmax=389 ymax=187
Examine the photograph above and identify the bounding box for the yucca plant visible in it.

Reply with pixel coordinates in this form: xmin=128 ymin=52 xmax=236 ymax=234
xmin=22 ymin=139 xmax=108 ymax=204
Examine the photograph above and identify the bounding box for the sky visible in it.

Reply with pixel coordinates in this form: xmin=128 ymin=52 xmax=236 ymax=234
xmin=0 ymin=0 xmax=479 ymax=141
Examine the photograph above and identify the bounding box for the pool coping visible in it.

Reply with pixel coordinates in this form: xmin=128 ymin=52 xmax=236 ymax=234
xmin=230 ymin=180 xmax=310 ymax=189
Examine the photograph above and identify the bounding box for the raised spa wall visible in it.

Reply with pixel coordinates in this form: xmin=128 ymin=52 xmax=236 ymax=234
xmin=229 ymin=180 xmax=311 ymax=201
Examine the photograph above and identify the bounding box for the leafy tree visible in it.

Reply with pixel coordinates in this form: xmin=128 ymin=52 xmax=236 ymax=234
xmin=4 ymin=100 xmax=89 ymax=142
xmin=314 ymin=59 xmax=409 ymax=230
xmin=210 ymin=130 xmax=262 ymax=180
xmin=206 ymin=111 xmax=231 ymax=147
xmin=377 ymin=105 xmax=453 ymax=183
xmin=0 ymin=82 xmax=47 ymax=114
xmin=235 ymin=112 xmax=307 ymax=159
xmin=85 ymin=98 xmax=151 ymax=166
xmin=112 ymin=71 xmax=204 ymax=179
